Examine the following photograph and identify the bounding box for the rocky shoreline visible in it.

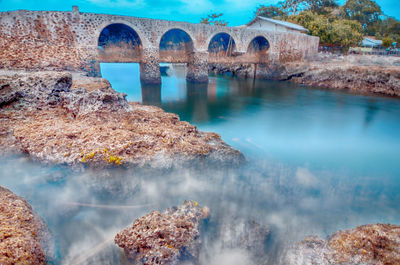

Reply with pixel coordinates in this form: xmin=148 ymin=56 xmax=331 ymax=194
xmin=291 ymin=55 xmax=400 ymax=97
xmin=0 ymin=70 xmax=244 ymax=169
xmin=0 ymin=186 xmax=52 ymax=265
xmin=210 ymin=54 xmax=400 ymax=98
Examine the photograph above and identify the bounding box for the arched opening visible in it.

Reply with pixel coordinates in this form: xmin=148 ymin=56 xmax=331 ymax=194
xmin=247 ymin=36 xmax=270 ymax=57
xmin=98 ymin=23 xmax=142 ymax=62
xmin=159 ymin=28 xmax=194 ymax=63
xmin=208 ymin=33 xmax=236 ymax=57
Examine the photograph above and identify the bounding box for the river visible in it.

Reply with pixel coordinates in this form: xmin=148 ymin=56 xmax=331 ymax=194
xmin=1 ymin=63 xmax=400 ymax=264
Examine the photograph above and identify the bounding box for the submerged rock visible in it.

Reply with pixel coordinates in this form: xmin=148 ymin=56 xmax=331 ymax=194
xmin=0 ymin=70 xmax=244 ymax=169
xmin=284 ymin=223 xmax=400 ymax=265
xmin=0 ymin=186 xmax=51 ymax=265
xmin=115 ymin=201 xmax=209 ymax=265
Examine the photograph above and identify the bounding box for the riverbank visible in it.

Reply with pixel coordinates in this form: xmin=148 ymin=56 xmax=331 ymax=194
xmin=209 ymin=54 xmax=400 ymax=98
xmin=0 ymin=70 xmax=244 ymax=169
xmin=290 ymin=54 xmax=400 ymax=97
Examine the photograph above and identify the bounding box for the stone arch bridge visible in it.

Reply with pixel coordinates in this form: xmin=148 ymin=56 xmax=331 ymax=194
xmin=0 ymin=7 xmax=319 ymax=84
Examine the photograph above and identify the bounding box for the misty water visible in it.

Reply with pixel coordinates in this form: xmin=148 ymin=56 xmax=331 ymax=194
xmin=1 ymin=63 xmax=400 ymax=264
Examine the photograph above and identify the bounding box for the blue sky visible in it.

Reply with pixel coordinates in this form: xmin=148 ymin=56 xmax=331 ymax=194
xmin=0 ymin=0 xmax=399 ymax=26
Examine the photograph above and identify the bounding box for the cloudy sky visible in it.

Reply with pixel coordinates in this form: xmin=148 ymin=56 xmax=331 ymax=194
xmin=0 ymin=0 xmax=399 ymax=26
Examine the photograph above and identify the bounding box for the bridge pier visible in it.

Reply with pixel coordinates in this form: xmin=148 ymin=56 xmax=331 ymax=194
xmin=140 ymin=47 xmax=161 ymax=85
xmin=186 ymin=51 xmax=209 ymax=83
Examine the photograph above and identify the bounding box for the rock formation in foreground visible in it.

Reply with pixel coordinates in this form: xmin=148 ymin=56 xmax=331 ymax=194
xmin=284 ymin=223 xmax=400 ymax=265
xmin=0 ymin=186 xmax=51 ymax=265
xmin=0 ymin=71 xmax=244 ymax=169
xmin=115 ymin=201 xmax=209 ymax=265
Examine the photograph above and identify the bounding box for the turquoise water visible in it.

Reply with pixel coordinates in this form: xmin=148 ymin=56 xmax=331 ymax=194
xmin=1 ymin=63 xmax=400 ymax=264
xmin=102 ymin=62 xmax=400 ymax=177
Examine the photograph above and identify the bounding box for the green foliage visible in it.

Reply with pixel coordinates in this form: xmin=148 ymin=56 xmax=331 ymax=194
xmin=367 ymin=17 xmax=400 ymax=42
xmin=200 ymin=13 xmax=228 ymax=26
xmin=280 ymin=0 xmax=338 ymax=15
xmin=289 ymin=11 xmax=363 ymax=51
xmin=254 ymin=0 xmax=338 ymax=19
xmin=342 ymin=0 xmax=382 ymax=29
xmin=382 ymin=36 xmax=395 ymax=48
xmin=331 ymin=19 xmax=364 ymax=51
xmin=252 ymin=0 xmax=400 ymax=51
xmin=255 ymin=5 xmax=287 ymax=19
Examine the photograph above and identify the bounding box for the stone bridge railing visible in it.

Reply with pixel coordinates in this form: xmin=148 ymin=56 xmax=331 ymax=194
xmin=0 ymin=7 xmax=319 ymax=84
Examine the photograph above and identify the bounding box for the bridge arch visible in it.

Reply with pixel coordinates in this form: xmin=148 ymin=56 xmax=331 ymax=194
xmin=159 ymin=28 xmax=194 ymax=63
xmin=208 ymin=32 xmax=236 ymax=57
xmin=97 ymin=23 xmax=143 ymax=62
xmin=247 ymin=36 xmax=270 ymax=55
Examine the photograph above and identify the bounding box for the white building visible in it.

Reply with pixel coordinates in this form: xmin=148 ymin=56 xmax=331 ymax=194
xmin=242 ymin=16 xmax=308 ymax=34
xmin=362 ymin=37 xmax=383 ymax=48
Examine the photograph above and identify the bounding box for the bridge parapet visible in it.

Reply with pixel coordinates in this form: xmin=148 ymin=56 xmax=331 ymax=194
xmin=0 ymin=8 xmax=319 ymax=83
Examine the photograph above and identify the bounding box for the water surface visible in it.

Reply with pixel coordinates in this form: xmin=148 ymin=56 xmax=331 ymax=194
xmin=1 ymin=63 xmax=400 ymax=264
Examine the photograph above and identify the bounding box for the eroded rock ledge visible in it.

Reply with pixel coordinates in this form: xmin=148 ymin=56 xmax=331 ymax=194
xmin=284 ymin=223 xmax=400 ymax=265
xmin=0 ymin=186 xmax=51 ymax=265
xmin=0 ymin=71 xmax=244 ymax=169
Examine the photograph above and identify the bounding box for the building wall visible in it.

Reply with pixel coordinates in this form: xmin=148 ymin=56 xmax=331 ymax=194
xmin=246 ymin=20 xmax=302 ymax=34
xmin=0 ymin=9 xmax=319 ymax=77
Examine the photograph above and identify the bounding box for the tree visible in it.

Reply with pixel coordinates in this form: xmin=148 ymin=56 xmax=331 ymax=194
xmin=280 ymin=0 xmax=338 ymax=15
xmin=331 ymin=19 xmax=363 ymax=51
xmin=382 ymin=36 xmax=395 ymax=48
xmin=342 ymin=0 xmax=382 ymax=30
xmin=200 ymin=13 xmax=228 ymax=26
xmin=255 ymin=5 xmax=287 ymax=19
xmin=289 ymin=10 xmax=363 ymax=52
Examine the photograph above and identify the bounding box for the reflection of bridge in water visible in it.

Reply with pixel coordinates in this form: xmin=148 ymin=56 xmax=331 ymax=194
xmin=0 ymin=6 xmax=319 ymax=84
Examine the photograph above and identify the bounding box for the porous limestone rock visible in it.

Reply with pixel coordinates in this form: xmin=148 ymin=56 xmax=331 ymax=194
xmin=0 ymin=70 xmax=244 ymax=169
xmin=115 ymin=201 xmax=209 ymax=265
xmin=284 ymin=223 xmax=400 ymax=265
xmin=0 ymin=186 xmax=51 ymax=265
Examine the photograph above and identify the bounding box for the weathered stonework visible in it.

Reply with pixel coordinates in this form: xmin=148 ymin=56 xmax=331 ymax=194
xmin=187 ymin=51 xmax=209 ymax=83
xmin=0 ymin=8 xmax=319 ymax=83
xmin=140 ymin=47 xmax=161 ymax=85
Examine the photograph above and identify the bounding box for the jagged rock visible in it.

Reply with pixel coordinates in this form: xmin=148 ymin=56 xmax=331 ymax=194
xmin=0 ymin=70 xmax=244 ymax=168
xmin=0 ymin=186 xmax=52 ymax=265
xmin=284 ymin=224 xmax=400 ymax=265
xmin=115 ymin=201 xmax=209 ymax=265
